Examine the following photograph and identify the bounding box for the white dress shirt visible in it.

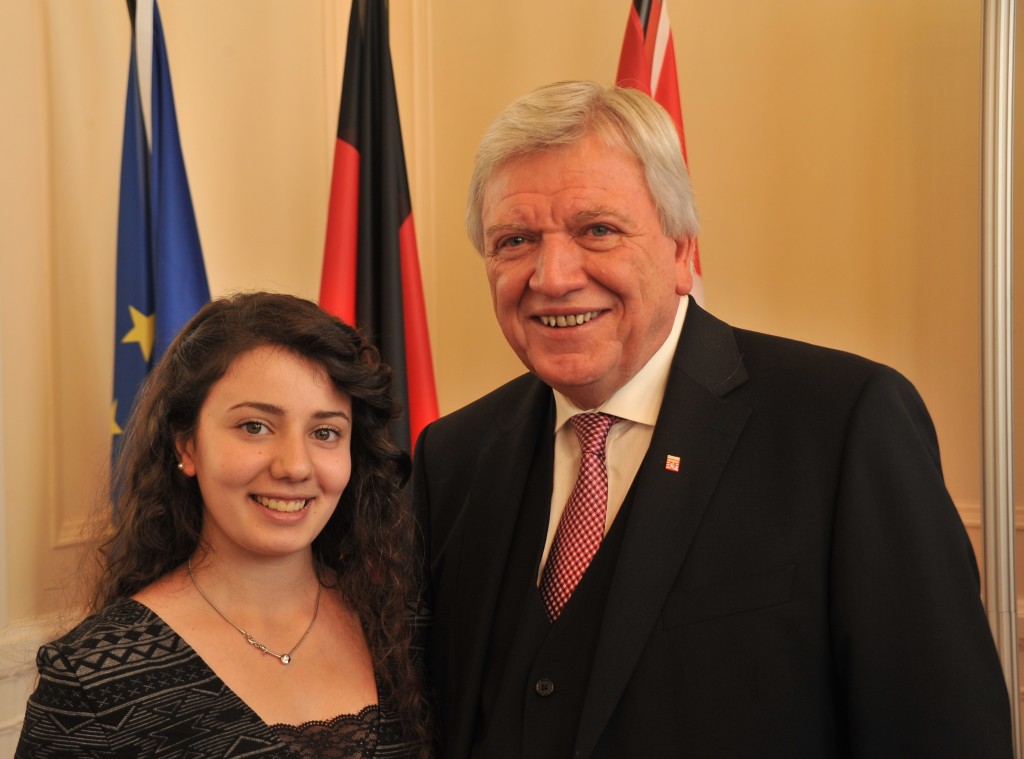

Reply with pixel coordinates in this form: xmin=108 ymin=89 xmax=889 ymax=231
xmin=538 ymin=296 xmax=690 ymax=580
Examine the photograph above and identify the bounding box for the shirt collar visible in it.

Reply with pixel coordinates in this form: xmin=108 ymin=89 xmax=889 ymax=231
xmin=553 ymin=295 xmax=689 ymax=431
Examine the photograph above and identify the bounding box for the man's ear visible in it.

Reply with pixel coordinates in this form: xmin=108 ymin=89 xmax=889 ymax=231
xmin=674 ymin=237 xmax=696 ymax=296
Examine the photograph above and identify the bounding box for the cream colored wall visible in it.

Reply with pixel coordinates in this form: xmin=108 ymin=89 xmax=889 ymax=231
xmin=0 ymin=0 xmax=1017 ymax=744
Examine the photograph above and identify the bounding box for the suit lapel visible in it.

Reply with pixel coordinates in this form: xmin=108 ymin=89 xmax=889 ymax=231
xmin=444 ymin=377 xmax=552 ymax=757
xmin=576 ymin=302 xmax=751 ymax=757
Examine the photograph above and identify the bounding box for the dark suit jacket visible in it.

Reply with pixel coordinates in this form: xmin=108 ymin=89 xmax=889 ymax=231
xmin=413 ymin=302 xmax=1012 ymax=758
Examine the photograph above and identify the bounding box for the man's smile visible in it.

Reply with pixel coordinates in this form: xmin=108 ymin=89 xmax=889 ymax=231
xmin=537 ymin=310 xmax=602 ymax=328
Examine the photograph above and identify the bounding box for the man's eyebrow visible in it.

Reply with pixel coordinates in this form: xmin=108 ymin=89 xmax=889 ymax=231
xmin=573 ymin=207 xmax=635 ymax=226
xmin=484 ymin=222 xmax=528 ymax=240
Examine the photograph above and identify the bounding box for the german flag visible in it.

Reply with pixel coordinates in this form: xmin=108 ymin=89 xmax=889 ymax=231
xmin=320 ymin=0 xmax=438 ymax=452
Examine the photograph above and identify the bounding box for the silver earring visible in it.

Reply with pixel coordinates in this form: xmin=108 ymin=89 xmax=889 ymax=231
xmin=177 ymin=462 xmax=184 ymax=471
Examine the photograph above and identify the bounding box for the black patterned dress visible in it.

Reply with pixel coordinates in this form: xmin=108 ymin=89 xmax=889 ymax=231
xmin=15 ymin=599 xmax=421 ymax=758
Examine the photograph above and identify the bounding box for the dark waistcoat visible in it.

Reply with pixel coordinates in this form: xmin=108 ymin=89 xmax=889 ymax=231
xmin=470 ymin=424 xmax=636 ymax=759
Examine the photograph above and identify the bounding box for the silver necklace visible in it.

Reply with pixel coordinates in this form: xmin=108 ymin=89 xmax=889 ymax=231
xmin=187 ymin=557 xmax=321 ymax=665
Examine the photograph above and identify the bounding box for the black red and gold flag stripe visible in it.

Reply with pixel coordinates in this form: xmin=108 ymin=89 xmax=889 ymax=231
xmin=320 ymin=0 xmax=438 ymax=452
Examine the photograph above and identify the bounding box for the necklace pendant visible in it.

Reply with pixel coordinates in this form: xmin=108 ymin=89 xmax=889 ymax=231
xmin=187 ymin=558 xmax=320 ymax=669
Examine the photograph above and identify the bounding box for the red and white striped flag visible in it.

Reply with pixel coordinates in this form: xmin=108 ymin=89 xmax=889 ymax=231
xmin=616 ymin=0 xmax=703 ymax=304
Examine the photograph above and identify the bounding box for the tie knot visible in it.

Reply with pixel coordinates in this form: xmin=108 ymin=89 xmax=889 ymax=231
xmin=570 ymin=413 xmax=619 ymax=456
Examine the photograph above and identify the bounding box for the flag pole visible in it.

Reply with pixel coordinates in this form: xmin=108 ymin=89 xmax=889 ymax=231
xmin=981 ymin=0 xmax=1019 ymax=753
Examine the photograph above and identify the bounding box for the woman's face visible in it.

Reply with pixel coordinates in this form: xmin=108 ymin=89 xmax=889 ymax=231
xmin=177 ymin=345 xmax=352 ymax=562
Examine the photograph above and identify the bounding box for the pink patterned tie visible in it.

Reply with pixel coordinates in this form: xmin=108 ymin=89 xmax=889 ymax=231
xmin=540 ymin=412 xmax=620 ymax=621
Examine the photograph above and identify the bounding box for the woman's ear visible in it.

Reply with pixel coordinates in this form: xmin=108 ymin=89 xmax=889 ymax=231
xmin=175 ymin=436 xmax=197 ymax=477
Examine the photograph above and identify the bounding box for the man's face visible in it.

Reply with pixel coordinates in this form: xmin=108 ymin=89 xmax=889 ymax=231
xmin=481 ymin=133 xmax=694 ymax=409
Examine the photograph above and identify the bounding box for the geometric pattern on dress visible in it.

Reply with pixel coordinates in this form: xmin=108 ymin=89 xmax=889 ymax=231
xmin=540 ymin=412 xmax=620 ymax=621
xmin=15 ymin=598 xmax=423 ymax=758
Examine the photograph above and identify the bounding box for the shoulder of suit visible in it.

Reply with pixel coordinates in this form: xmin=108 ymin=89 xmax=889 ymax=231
xmin=724 ymin=325 xmax=925 ymax=416
xmin=731 ymin=326 xmax=888 ymax=374
xmin=682 ymin=303 xmax=904 ymax=391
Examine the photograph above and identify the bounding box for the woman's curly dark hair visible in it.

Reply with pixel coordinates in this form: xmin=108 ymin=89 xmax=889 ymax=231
xmin=95 ymin=291 xmax=430 ymax=754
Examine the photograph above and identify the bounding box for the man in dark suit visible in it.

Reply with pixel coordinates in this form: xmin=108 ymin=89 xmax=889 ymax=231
xmin=413 ymin=80 xmax=1013 ymax=758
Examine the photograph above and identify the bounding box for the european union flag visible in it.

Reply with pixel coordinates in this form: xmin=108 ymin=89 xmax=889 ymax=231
xmin=112 ymin=0 xmax=209 ymax=461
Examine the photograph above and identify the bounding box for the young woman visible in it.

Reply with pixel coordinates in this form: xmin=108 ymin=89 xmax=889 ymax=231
xmin=16 ymin=292 xmax=431 ymax=758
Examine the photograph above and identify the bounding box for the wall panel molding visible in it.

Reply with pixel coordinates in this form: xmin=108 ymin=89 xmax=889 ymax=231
xmin=0 ymin=616 xmax=61 ymax=755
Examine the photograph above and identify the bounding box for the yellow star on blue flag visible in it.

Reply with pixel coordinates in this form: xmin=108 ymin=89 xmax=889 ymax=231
xmin=121 ymin=305 xmax=156 ymax=362
xmin=111 ymin=401 xmax=123 ymax=436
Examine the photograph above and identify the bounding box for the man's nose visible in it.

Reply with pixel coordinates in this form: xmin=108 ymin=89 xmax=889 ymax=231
xmin=528 ymin=236 xmax=588 ymax=297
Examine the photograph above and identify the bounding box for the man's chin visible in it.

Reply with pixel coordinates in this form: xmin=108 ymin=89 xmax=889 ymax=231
xmin=532 ymin=367 xmax=620 ymax=409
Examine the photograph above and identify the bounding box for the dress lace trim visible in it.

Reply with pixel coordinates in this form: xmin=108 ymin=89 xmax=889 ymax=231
xmin=270 ymin=704 xmax=382 ymax=759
